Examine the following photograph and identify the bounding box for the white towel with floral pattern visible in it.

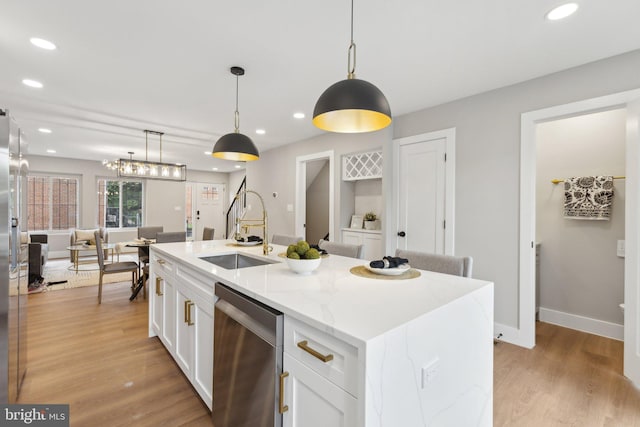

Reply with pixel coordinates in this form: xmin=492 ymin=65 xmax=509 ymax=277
xmin=564 ymin=176 xmax=614 ymax=220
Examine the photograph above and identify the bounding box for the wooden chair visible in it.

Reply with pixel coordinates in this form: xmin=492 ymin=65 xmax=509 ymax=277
xmin=271 ymin=234 xmax=303 ymax=246
xmin=95 ymin=231 xmax=139 ymax=304
xmin=318 ymin=239 xmax=364 ymax=259
xmin=202 ymin=227 xmax=215 ymax=240
xmin=395 ymin=249 xmax=473 ymax=277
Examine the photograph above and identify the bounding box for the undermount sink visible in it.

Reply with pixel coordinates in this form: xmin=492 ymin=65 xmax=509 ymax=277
xmin=199 ymin=253 xmax=278 ymax=270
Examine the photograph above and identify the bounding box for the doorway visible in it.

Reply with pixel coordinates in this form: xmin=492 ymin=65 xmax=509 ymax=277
xmin=185 ymin=182 xmax=226 ymax=241
xmin=305 ymin=159 xmax=330 ymax=245
xmin=519 ymin=88 xmax=640 ymax=385
xmin=295 ymin=151 xmax=334 ymax=243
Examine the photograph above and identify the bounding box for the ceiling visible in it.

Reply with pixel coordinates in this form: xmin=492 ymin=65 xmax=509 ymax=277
xmin=1 ymin=1 xmax=640 ymax=173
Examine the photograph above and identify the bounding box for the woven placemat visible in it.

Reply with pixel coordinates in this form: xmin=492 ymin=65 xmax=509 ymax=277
xmin=349 ymin=265 xmax=421 ymax=280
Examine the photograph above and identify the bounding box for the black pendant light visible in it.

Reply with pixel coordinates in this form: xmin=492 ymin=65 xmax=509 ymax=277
xmin=212 ymin=66 xmax=259 ymax=161
xmin=313 ymin=0 xmax=391 ymax=133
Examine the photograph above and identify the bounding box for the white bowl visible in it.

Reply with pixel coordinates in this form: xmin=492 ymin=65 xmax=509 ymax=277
xmin=285 ymin=256 xmax=322 ymax=275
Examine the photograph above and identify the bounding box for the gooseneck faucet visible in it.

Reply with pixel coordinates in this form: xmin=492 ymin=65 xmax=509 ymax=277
xmin=234 ymin=189 xmax=272 ymax=255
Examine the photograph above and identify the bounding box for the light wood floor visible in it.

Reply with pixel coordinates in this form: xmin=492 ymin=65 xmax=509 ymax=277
xmin=495 ymin=321 xmax=640 ymax=426
xmin=18 ymin=282 xmax=213 ymax=427
xmin=18 ymin=283 xmax=640 ymax=426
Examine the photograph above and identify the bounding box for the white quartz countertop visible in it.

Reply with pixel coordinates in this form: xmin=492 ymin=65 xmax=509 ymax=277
xmin=151 ymin=240 xmax=493 ymax=346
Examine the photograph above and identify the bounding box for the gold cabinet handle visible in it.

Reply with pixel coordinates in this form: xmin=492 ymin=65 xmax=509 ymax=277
xmin=184 ymin=300 xmax=191 ymax=323
xmin=297 ymin=340 xmax=334 ymax=363
xmin=155 ymin=277 xmax=163 ymax=296
xmin=187 ymin=302 xmax=195 ymax=326
xmin=157 ymin=259 xmax=166 ymax=265
xmin=279 ymin=372 xmax=289 ymax=414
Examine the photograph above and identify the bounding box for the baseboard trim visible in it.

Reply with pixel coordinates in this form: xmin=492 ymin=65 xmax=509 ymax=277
xmin=539 ymin=307 xmax=623 ymax=341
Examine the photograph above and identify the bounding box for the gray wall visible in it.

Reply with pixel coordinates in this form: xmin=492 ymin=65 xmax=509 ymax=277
xmin=245 ymin=130 xmax=391 ymax=242
xmin=305 ymin=160 xmax=330 ymax=245
xmin=536 ymin=109 xmax=626 ymax=325
xmin=244 ymin=49 xmax=640 ymax=330
xmin=394 ymin=49 xmax=640 ymax=328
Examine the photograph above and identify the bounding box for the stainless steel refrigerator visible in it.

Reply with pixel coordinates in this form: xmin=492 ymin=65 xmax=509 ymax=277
xmin=0 ymin=109 xmax=28 ymax=403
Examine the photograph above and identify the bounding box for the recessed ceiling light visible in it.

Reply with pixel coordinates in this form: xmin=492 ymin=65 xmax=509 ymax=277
xmin=46 ymin=149 xmax=56 ymax=154
xmin=546 ymin=3 xmax=579 ymax=21
xmin=30 ymin=37 xmax=57 ymax=50
xmin=38 ymin=128 xmax=52 ymax=134
xmin=212 ymin=167 xmax=218 ymax=171
xmin=204 ymin=151 xmax=212 ymax=155
xmin=234 ymin=165 xmax=242 ymax=169
xmin=22 ymin=79 xmax=43 ymax=88
xmin=255 ymin=129 xmax=266 ymax=135
xmin=293 ymin=112 xmax=305 ymax=119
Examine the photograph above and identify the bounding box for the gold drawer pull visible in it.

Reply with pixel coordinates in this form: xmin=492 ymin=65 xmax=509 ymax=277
xmin=297 ymin=340 xmax=334 ymax=363
xmin=279 ymin=372 xmax=289 ymax=414
xmin=187 ymin=302 xmax=194 ymax=326
xmin=184 ymin=300 xmax=191 ymax=323
xmin=155 ymin=277 xmax=163 ymax=296
xmin=157 ymin=259 xmax=166 ymax=265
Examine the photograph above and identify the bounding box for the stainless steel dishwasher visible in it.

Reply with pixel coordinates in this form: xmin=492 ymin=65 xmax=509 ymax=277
xmin=213 ymin=283 xmax=284 ymax=427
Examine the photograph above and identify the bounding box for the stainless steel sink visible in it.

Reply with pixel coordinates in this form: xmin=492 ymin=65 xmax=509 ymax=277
xmin=199 ymin=253 xmax=278 ymax=269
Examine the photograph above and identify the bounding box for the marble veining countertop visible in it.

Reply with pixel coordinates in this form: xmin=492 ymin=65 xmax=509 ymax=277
xmin=151 ymin=240 xmax=493 ymax=346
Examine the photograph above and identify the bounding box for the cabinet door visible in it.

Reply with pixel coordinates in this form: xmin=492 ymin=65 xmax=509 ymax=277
xmin=174 ymin=287 xmax=194 ymax=378
xmin=362 ymin=234 xmax=383 ymax=260
xmin=192 ymin=301 xmax=213 ymax=410
xmin=161 ymin=278 xmax=176 ymax=354
xmin=342 ymin=231 xmax=362 ymax=246
xmin=282 ymin=353 xmax=357 ymax=427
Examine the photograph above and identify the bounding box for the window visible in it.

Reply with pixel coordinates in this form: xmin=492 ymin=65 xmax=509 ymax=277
xmin=97 ymin=179 xmax=143 ymax=228
xmin=27 ymin=175 xmax=79 ymax=231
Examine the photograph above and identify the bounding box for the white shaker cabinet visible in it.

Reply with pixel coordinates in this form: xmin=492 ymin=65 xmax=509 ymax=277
xmin=282 ymin=353 xmax=357 ymax=427
xmin=342 ymin=229 xmax=383 ymax=260
xmin=149 ymin=255 xmax=176 ymax=354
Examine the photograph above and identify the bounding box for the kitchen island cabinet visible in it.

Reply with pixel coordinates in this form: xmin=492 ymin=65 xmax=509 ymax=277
xmin=149 ymin=240 xmax=493 ymax=426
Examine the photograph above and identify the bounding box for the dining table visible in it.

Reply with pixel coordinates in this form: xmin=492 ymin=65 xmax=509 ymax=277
xmin=125 ymin=239 xmax=154 ymax=301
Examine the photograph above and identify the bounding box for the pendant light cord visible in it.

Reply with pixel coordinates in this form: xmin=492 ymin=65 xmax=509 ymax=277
xmin=347 ymin=0 xmax=356 ymax=79
xmin=234 ymin=74 xmax=240 ymax=133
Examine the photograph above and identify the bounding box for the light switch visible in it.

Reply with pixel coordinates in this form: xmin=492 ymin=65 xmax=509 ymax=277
xmin=286 ymin=204 xmax=294 ymax=212
xmin=617 ymin=240 xmax=625 ymax=258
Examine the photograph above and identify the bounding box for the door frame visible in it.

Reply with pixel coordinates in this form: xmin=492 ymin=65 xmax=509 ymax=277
xmin=295 ymin=150 xmax=335 ymax=242
xmin=390 ymin=128 xmax=456 ymax=255
xmin=518 ymin=88 xmax=640 ymax=375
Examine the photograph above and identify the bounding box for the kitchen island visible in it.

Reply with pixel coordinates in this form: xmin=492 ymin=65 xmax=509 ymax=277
xmin=148 ymin=239 xmax=493 ymax=427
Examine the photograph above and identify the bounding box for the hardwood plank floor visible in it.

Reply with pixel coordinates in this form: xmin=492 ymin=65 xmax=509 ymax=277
xmin=17 ymin=282 xmax=213 ymax=427
xmin=494 ymin=321 xmax=640 ymax=427
xmin=18 ymin=283 xmax=640 ymax=426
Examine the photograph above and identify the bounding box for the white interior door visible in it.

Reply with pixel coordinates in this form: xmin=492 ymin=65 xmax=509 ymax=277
xmin=194 ymin=183 xmax=225 ymax=240
xmin=625 ymin=98 xmax=640 ymax=385
xmin=396 ymin=137 xmax=447 ymax=254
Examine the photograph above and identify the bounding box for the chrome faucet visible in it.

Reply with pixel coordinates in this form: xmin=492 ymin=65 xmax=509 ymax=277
xmin=234 ymin=189 xmax=272 ymax=255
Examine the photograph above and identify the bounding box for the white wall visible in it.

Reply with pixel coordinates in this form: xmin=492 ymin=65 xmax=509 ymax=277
xmin=536 ymin=109 xmax=626 ymax=326
xmin=354 ymin=179 xmax=382 ymax=223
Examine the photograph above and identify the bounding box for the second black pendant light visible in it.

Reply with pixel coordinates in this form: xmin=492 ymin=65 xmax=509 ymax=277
xmin=212 ymin=66 xmax=259 ymax=161
xmin=313 ymin=0 xmax=391 ymax=133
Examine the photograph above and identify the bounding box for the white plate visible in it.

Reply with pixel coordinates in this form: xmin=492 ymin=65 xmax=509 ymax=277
xmin=235 ymin=240 xmax=262 ymax=246
xmin=365 ymin=263 xmax=410 ymax=276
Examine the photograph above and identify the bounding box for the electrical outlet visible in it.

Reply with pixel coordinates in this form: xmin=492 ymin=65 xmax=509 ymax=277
xmin=617 ymin=240 xmax=625 ymax=258
xmin=286 ymin=204 xmax=294 ymax=212
xmin=421 ymin=358 xmax=440 ymax=388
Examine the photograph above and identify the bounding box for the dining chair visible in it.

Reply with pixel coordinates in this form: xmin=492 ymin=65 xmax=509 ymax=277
xmin=95 ymin=231 xmax=139 ymax=304
xmin=271 ymin=234 xmax=303 ymax=246
xmin=202 ymin=227 xmax=215 ymax=240
xmin=395 ymin=249 xmax=473 ymax=277
xmin=156 ymin=231 xmax=187 ymax=243
xmin=318 ymin=239 xmax=364 ymax=259
xmin=137 ymin=226 xmax=163 ymax=264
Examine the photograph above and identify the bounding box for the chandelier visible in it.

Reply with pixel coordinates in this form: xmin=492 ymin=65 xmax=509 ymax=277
xmin=103 ymin=130 xmax=187 ymax=181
